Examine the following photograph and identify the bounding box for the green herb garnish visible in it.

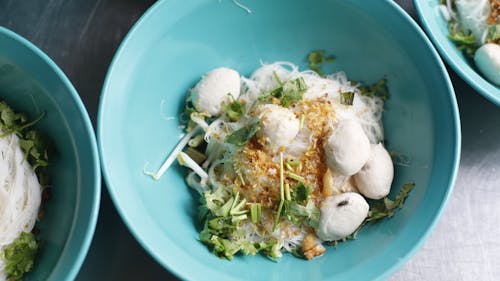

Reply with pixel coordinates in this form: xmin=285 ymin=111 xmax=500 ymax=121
xmin=486 ymin=24 xmax=500 ymax=43
xmin=366 ymin=182 xmax=415 ymax=223
xmin=250 ymin=203 xmax=262 ymax=223
xmin=258 ymin=77 xmax=307 ymax=107
xmin=222 ymin=98 xmax=244 ymax=122
xmin=359 ymin=79 xmax=389 ymax=101
xmin=225 ymin=120 xmax=260 ymax=147
xmin=292 ymin=183 xmax=312 ymax=204
xmin=340 ymin=91 xmax=355 ymax=106
xmin=1 ymin=232 xmax=38 ymax=280
xmin=0 ymin=101 xmax=50 ymax=184
xmin=448 ymin=23 xmax=477 ymax=57
xmin=307 ymin=50 xmax=335 ymax=76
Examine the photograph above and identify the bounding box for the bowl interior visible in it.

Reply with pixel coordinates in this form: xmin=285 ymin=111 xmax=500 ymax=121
xmin=414 ymin=0 xmax=500 ymax=105
xmin=0 ymin=28 xmax=100 ymax=281
xmin=99 ymin=0 xmax=459 ymax=280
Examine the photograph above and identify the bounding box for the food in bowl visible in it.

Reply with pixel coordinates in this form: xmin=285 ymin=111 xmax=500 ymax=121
xmin=146 ymin=57 xmax=414 ymax=261
xmin=440 ymin=0 xmax=500 ymax=84
xmin=0 ymin=101 xmax=50 ymax=281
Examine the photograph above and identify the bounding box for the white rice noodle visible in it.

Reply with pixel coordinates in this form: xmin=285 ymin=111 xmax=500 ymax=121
xmin=455 ymin=0 xmax=491 ymax=44
xmin=0 ymin=134 xmax=42 ymax=280
xmin=246 ymin=62 xmax=384 ymax=143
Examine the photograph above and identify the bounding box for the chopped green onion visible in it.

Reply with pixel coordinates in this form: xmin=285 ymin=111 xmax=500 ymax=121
xmin=340 ymin=91 xmax=355 ymax=106
xmin=250 ymin=203 xmax=262 ymax=223
xmin=286 ymin=171 xmax=305 ymax=182
xmin=287 ymin=160 xmax=301 ymax=167
xmin=299 ymin=114 xmax=305 ymax=131
xmin=279 ymin=152 xmax=284 ymax=201
xmin=273 ymin=200 xmax=284 ymax=231
xmin=285 ymin=183 xmax=291 ymax=201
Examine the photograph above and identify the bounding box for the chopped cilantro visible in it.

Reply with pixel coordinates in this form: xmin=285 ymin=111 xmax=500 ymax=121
xmin=1 ymin=232 xmax=38 ymax=280
xmin=307 ymin=50 xmax=335 ymax=76
xmin=222 ymin=99 xmax=244 ymax=122
xmin=225 ymin=120 xmax=260 ymax=147
xmin=359 ymin=79 xmax=389 ymax=101
xmin=448 ymin=23 xmax=477 ymax=57
xmin=366 ymin=182 xmax=415 ymax=223
xmin=258 ymin=77 xmax=307 ymax=107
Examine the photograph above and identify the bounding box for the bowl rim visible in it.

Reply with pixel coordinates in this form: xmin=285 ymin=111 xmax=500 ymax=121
xmin=413 ymin=0 xmax=500 ymax=106
xmin=98 ymin=0 xmax=461 ymax=280
xmin=0 ymin=26 xmax=101 ymax=281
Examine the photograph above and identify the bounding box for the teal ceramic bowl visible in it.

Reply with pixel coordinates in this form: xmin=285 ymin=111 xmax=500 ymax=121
xmin=414 ymin=0 xmax=500 ymax=105
xmin=0 ymin=27 xmax=100 ymax=280
xmin=99 ymin=0 xmax=460 ymax=280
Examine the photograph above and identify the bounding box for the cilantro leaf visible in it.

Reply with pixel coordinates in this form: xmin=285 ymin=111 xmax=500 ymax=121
xmin=225 ymin=120 xmax=260 ymax=147
xmin=258 ymin=77 xmax=307 ymax=107
xmin=359 ymin=79 xmax=389 ymax=101
xmin=222 ymin=100 xmax=244 ymax=122
xmin=291 ymin=183 xmax=312 ymax=204
xmin=1 ymin=232 xmax=38 ymax=280
xmin=366 ymin=182 xmax=415 ymax=223
xmin=307 ymin=50 xmax=335 ymax=76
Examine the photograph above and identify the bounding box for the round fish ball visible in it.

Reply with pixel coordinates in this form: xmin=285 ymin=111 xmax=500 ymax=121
xmin=316 ymin=192 xmax=369 ymax=241
xmin=257 ymin=104 xmax=299 ymax=148
xmin=192 ymin=67 xmax=241 ymax=116
xmin=354 ymin=143 xmax=394 ymax=199
xmin=474 ymin=43 xmax=500 ymax=85
xmin=324 ymin=120 xmax=371 ymax=176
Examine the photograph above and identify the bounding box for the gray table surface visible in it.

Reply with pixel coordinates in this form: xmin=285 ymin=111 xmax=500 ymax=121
xmin=1 ymin=0 xmax=500 ymax=280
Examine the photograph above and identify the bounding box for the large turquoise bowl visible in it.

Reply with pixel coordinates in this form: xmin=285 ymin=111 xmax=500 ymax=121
xmin=98 ymin=0 xmax=460 ymax=280
xmin=414 ymin=0 xmax=500 ymax=105
xmin=0 ymin=27 xmax=100 ymax=280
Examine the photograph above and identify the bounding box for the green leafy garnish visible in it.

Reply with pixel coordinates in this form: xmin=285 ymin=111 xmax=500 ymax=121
xmin=448 ymin=23 xmax=477 ymax=57
xmin=486 ymin=24 xmax=500 ymax=43
xmin=359 ymin=79 xmax=390 ymax=101
xmin=258 ymin=77 xmax=307 ymax=107
xmin=250 ymin=203 xmax=262 ymax=223
xmin=292 ymin=183 xmax=313 ymax=204
xmin=222 ymin=99 xmax=244 ymax=122
xmin=1 ymin=232 xmax=39 ymax=280
xmin=366 ymin=182 xmax=415 ymax=223
xmin=307 ymin=50 xmax=335 ymax=76
xmin=199 ymin=188 xmax=282 ymax=260
xmin=0 ymin=101 xmax=50 ymax=185
xmin=340 ymin=91 xmax=355 ymax=106
xmin=285 ymin=200 xmax=320 ymax=228
xmin=225 ymin=120 xmax=260 ymax=147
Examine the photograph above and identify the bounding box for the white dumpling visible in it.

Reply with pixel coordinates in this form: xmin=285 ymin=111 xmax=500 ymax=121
xmin=474 ymin=43 xmax=500 ymax=85
xmin=192 ymin=67 xmax=241 ymax=116
xmin=315 ymin=192 xmax=369 ymax=241
xmin=257 ymin=104 xmax=300 ymax=148
xmin=323 ymin=120 xmax=371 ymax=176
xmin=354 ymin=143 xmax=394 ymax=199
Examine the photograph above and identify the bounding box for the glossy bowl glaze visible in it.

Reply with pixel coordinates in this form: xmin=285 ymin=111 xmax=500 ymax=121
xmin=414 ymin=0 xmax=500 ymax=105
xmin=99 ymin=1 xmax=460 ymax=280
xmin=0 ymin=27 xmax=100 ymax=281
